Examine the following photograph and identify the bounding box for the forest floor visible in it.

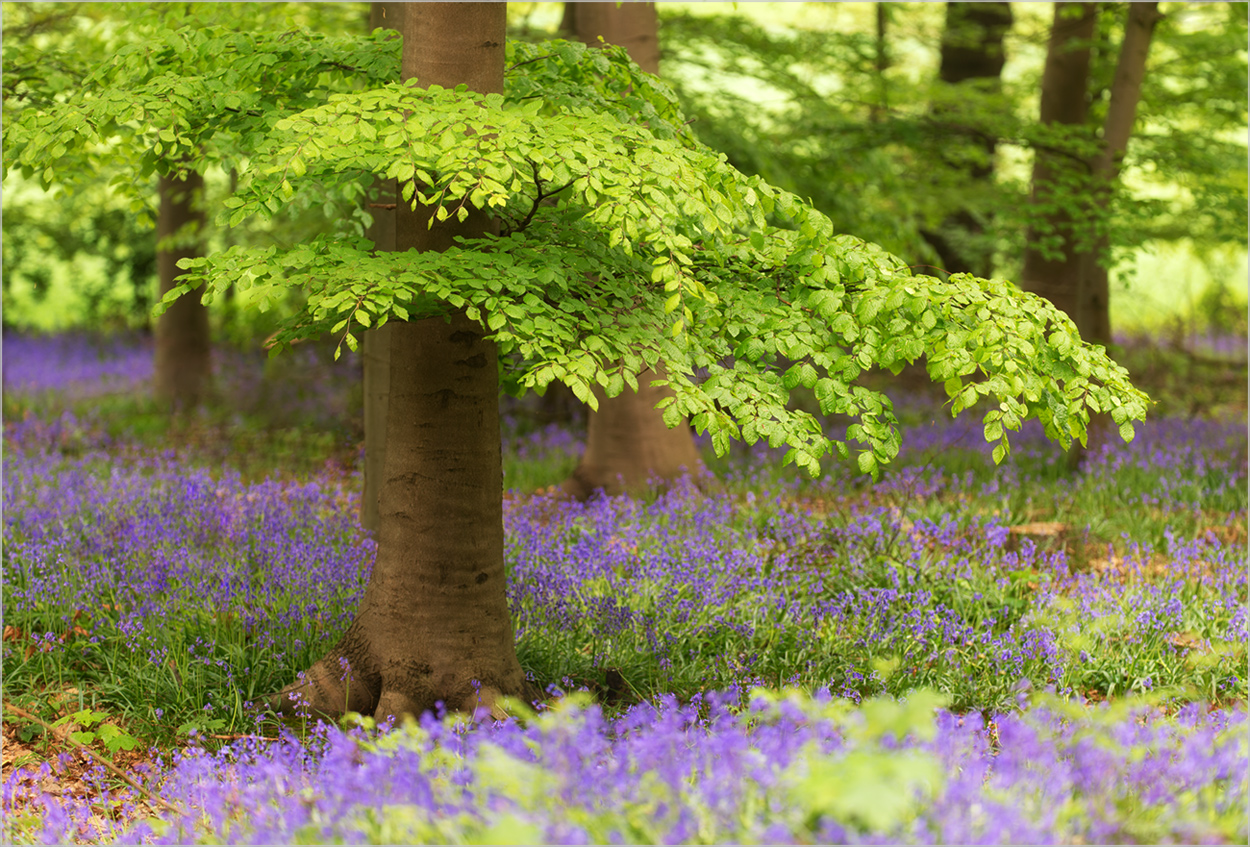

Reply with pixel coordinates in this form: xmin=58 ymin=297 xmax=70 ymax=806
xmin=1 ymin=330 xmax=1246 ymax=844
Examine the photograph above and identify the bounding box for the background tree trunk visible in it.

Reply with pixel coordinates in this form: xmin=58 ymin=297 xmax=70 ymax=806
xmin=871 ymin=3 xmax=890 ymax=123
xmin=154 ymin=169 xmax=210 ymax=411
xmin=1077 ymin=2 xmax=1162 ymax=349
xmin=360 ymin=1 xmax=403 ymax=534
xmin=1020 ymin=2 xmax=1097 ymax=327
xmin=558 ymin=1 xmax=708 ymax=500
xmin=920 ymin=2 xmax=1013 ymax=278
xmin=270 ymin=2 xmax=531 ymax=723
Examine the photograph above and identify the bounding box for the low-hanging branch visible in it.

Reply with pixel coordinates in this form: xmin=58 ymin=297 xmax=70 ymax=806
xmin=8 ymin=32 xmax=1151 ymax=480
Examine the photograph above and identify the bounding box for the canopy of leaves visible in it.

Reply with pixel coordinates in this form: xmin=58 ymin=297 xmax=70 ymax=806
xmin=657 ymin=4 xmax=1247 ymax=277
xmin=2 ymin=5 xmax=391 ymax=329
xmin=6 ymin=29 xmax=1149 ymax=478
xmin=4 ymin=20 xmax=399 ymax=203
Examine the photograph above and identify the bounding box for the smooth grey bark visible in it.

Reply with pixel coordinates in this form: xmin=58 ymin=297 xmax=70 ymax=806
xmin=360 ymin=1 xmax=403 ymax=534
xmin=155 ymin=169 xmax=211 ymax=411
xmin=270 ymin=2 xmax=533 ymax=722
xmin=558 ymin=1 xmax=708 ymax=500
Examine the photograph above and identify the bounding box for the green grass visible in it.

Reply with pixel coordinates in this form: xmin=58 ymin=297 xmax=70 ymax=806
xmin=2 ymin=338 xmax=1245 ymax=759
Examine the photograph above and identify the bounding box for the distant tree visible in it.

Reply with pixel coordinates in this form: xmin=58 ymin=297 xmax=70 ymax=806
xmin=557 ymin=1 xmax=708 ymax=500
xmin=1076 ymin=1 xmax=1163 ymax=347
xmin=4 ymin=5 xmax=208 ymax=408
xmin=154 ymin=167 xmax=210 ymax=408
xmin=1022 ymin=2 xmax=1163 ymax=354
xmin=1019 ymin=2 xmax=1100 ymax=335
xmin=2 ymin=3 xmax=375 ymax=408
xmin=659 ymin=4 xmax=1245 ymax=327
xmin=921 ymin=2 xmax=1013 ymax=279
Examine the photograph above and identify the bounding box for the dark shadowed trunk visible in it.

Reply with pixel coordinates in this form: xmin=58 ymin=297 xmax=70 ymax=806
xmin=921 ymin=2 xmax=1013 ymax=278
xmin=270 ymin=2 xmax=532 ymax=722
xmin=872 ymin=3 xmax=890 ymax=123
xmin=155 ymin=169 xmax=211 ymax=411
xmin=558 ymin=1 xmax=707 ymax=500
xmin=1020 ymin=2 xmax=1097 ymax=326
xmin=1077 ymin=2 xmax=1161 ymax=349
xmin=360 ymin=1 xmax=403 ymax=534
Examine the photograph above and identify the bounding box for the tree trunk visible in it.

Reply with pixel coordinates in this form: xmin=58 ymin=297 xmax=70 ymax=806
xmin=558 ymin=1 xmax=708 ymax=500
xmin=154 ymin=169 xmax=210 ymax=411
xmin=1020 ymin=2 xmax=1097 ymax=327
xmin=270 ymin=2 xmax=532 ymax=723
xmin=560 ymin=2 xmax=660 ymax=71
xmin=1077 ymin=2 xmax=1162 ymax=349
xmin=920 ymin=2 xmax=1012 ymax=278
xmin=871 ymin=3 xmax=890 ymax=123
xmin=360 ymin=1 xmax=403 ymax=534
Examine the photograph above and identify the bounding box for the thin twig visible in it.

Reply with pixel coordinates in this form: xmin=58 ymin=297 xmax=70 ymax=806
xmin=2 ymin=701 xmax=185 ymax=818
xmin=509 ymin=161 xmax=580 ymax=235
xmin=506 ymin=54 xmax=554 ymax=73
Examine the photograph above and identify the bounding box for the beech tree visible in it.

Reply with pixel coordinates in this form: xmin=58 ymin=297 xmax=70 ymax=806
xmin=11 ymin=4 xmax=1149 ymax=719
xmin=557 ymin=0 xmax=708 ymax=499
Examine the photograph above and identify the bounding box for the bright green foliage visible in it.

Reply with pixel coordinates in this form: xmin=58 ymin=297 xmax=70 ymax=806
xmin=659 ymin=6 xmax=1247 ymax=281
xmin=7 ymin=31 xmax=1149 ymax=477
xmin=1 ymin=5 xmax=384 ymax=331
xmin=4 ymin=22 xmax=399 ymax=210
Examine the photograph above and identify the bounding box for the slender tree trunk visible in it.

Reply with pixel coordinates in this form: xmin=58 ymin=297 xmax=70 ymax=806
xmin=222 ymin=167 xmax=238 ymax=320
xmin=270 ymin=2 xmax=532 ymax=722
xmin=921 ymin=2 xmax=1012 ymax=278
xmin=360 ymin=1 xmax=403 ymax=534
xmin=155 ymin=169 xmax=210 ymax=411
xmin=1020 ymin=2 xmax=1097 ymax=326
xmin=1077 ymin=2 xmax=1162 ymax=348
xmin=871 ymin=3 xmax=890 ymax=123
xmin=559 ymin=0 xmax=708 ymax=500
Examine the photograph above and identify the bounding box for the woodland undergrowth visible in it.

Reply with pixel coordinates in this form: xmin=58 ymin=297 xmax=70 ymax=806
xmin=1 ymin=331 xmax=1245 ymax=845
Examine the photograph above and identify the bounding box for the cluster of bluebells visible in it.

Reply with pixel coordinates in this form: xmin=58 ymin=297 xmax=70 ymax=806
xmin=3 ymin=331 xmax=1247 ymax=711
xmin=7 ymin=691 xmax=1245 ymax=845
xmin=2 ymin=330 xmax=362 ymax=435
xmin=508 ymin=488 xmax=1244 ymax=705
xmin=2 ymin=331 xmax=1246 ymax=843
xmin=3 ymin=442 xmax=375 ymax=710
xmin=1 ymin=331 xmax=153 ymax=396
